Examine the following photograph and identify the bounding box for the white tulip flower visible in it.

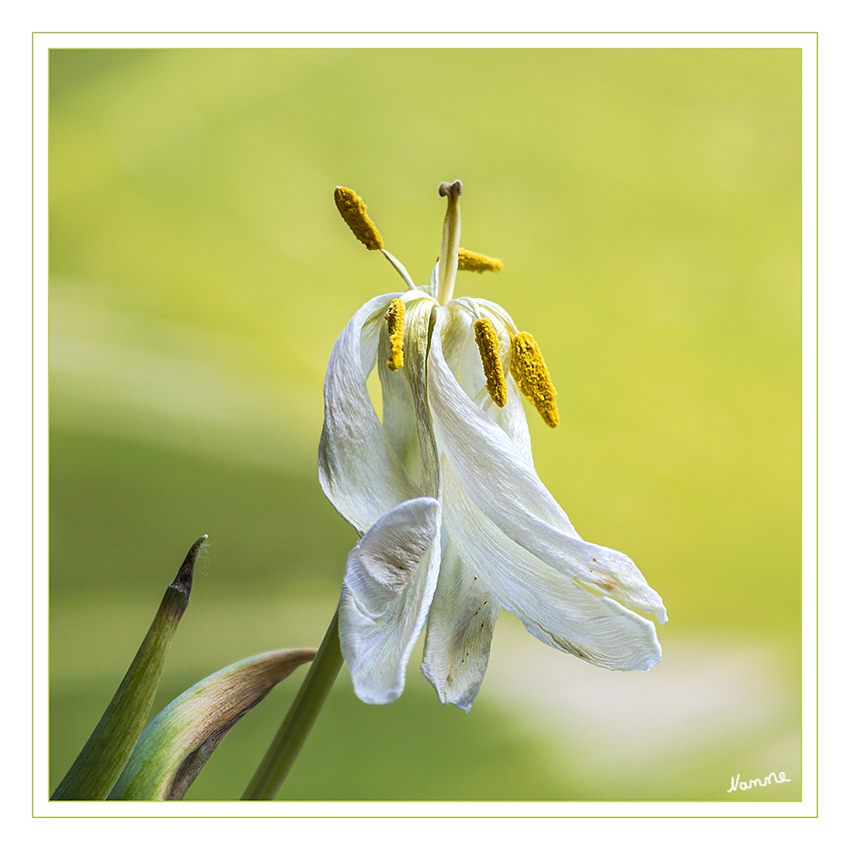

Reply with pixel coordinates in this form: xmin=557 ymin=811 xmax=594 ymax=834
xmin=320 ymin=181 xmax=667 ymax=711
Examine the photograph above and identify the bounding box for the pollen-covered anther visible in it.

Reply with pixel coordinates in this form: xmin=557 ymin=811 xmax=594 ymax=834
xmin=385 ymin=298 xmax=405 ymax=370
xmin=334 ymin=186 xmax=384 ymax=250
xmin=458 ymin=248 xmax=504 ymax=273
xmin=510 ymin=332 xmax=559 ymax=427
xmin=474 ymin=319 xmax=508 ymax=408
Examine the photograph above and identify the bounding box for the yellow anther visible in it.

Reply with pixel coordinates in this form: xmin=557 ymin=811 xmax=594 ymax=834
xmin=509 ymin=332 xmax=559 ymax=427
xmin=385 ymin=298 xmax=405 ymax=370
xmin=474 ymin=319 xmax=507 ymax=408
xmin=334 ymin=186 xmax=384 ymax=250
xmin=458 ymin=248 xmax=503 ymax=273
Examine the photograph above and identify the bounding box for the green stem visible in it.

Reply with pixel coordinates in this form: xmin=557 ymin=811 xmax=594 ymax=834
xmin=241 ymin=607 xmax=343 ymax=800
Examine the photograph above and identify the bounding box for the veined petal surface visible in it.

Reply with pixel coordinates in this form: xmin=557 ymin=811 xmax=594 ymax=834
xmin=441 ymin=461 xmax=662 ymax=671
xmin=428 ymin=312 xmax=667 ymax=624
xmin=421 ymin=538 xmax=501 ymax=712
xmin=378 ymin=294 xmax=440 ymax=494
xmin=318 ymin=293 xmax=420 ymax=534
xmin=339 ymin=497 xmax=441 ymax=704
xmin=440 ymin=301 xmax=533 ymax=465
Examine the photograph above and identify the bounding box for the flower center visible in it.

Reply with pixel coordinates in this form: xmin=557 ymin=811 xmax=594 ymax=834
xmin=332 ymin=183 xmax=559 ymax=427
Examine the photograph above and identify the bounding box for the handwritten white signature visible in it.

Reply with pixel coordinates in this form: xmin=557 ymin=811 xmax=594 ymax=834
xmin=727 ymin=771 xmax=791 ymax=792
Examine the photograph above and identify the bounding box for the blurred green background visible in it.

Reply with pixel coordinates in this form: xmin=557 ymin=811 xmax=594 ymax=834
xmin=48 ymin=47 xmax=801 ymax=802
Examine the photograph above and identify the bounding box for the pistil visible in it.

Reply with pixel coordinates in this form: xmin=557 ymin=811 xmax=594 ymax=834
xmin=436 ymin=180 xmax=463 ymax=305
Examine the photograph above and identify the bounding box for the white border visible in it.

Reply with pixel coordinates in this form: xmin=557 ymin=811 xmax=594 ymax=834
xmin=31 ymin=31 xmax=818 ymax=823
xmin=37 ymin=31 xmax=812 ymax=49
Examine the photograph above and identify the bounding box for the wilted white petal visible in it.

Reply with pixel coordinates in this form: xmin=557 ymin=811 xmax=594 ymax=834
xmin=442 ymin=462 xmax=662 ymax=671
xmin=340 ymin=497 xmax=441 ymax=704
xmin=421 ymin=538 xmax=501 ymax=712
xmin=438 ymin=300 xmax=475 ymax=376
xmin=318 ymin=293 xmax=420 ymax=534
xmin=444 ymin=304 xmax=533 ymax=465
xmin=378 ymin=294 xmax=440 ymax=494
xmin=430 ymin=308 xmax=577 ymax=527
xmin=378 ymin=327 xmax=420 ymax=478
xmin=428 ymin=314 xmax=666 ymax=624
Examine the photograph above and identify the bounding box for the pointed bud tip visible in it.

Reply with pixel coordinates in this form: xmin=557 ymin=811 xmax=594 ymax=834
xmin=171 ymin=535 xmax=208 ymax=597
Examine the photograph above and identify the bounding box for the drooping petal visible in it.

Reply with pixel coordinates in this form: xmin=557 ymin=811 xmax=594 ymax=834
xmin=339 ymin=497 xmax=441 ymax=704
xmin=318 ymin=293 xmax=421 ymax=535
xmin=442 ymin=461 xmax=663 ymax=671
xmin=377 ymin=294 xmax=440 ymax=495
xmin=442 ymin=300 xmax=533 ymax=465
xmin=421 ymin=538 xmax=501 ymax=712
xmin=428 ymin=311 xmax=667 ymax=624
xmin=377 ymin=317 xmax=420 ymax=479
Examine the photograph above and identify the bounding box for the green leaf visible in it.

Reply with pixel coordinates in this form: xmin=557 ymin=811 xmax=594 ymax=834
xmin=51 ymin=536 xmax=206 ymax=800
xmin=109 ymin=648 xmax=317 ymax=800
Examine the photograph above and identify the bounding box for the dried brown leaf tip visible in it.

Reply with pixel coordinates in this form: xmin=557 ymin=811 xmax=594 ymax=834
xmin=109 ymin=648 xmax=317 ymax=800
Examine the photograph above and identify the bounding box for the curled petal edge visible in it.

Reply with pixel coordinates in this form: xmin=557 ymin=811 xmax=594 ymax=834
xmin=340 ymin=497 xmax=441 ymax=704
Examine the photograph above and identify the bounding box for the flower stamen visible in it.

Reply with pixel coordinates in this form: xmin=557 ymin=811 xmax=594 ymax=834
xmin=510 ymin=332 xmax=559 ymax=427
xmin=385 ymin=298 xmax=405 ymax=370
xmin=458 ymin=248 xmax=503 ymax=273
xmin=334 ymin=186 xmax=384 ymax=251
xmin=474 ymin=319 xmax=507 ymax=408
